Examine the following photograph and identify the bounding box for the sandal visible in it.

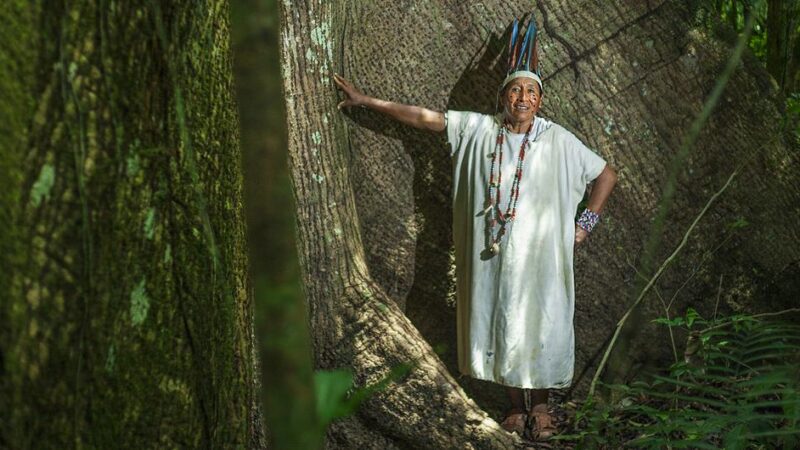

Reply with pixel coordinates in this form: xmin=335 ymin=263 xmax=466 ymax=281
xmin=499 ymin=408 xmax=527 ymax=435
xmin=527 ymin=404 xmax=557 ymax=441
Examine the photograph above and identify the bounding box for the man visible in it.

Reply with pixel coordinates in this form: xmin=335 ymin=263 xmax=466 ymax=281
xmin=333 ymin=16 xmax=617 ymax=440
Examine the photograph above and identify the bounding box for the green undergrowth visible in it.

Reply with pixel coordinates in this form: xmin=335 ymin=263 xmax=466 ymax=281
xmin=560 ymin=310 xmax=800 ymax=448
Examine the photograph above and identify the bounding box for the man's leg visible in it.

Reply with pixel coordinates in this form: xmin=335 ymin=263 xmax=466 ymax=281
xmin=530 ymin=388 xmax=548 ymax=409
xmin=505 ymin=387 xmax=548 ymax=410
xmin=506 ymin=386 xmax=526 ymax=410
xmin=503 ymin=387 xmax=555 ymax=437
xmin=500 ymin=387 xmax=527 ymax=434
xmin=528 ymin=388 xmax=556 ymax=439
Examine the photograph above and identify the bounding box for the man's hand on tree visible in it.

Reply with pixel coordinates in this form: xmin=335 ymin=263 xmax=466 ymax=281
xmin=334 ymin=73 xmax=365 ymax=109
xmin=332 ymin=74 xmax=445 ymax=132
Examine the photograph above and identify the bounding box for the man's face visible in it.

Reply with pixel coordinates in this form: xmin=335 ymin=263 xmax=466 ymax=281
xmin=502 ymin=77 xmax=542 ymax=124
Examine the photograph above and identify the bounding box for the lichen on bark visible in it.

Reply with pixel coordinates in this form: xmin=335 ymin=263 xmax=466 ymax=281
xmin=0 ymin=1 xmax=264 ymax=447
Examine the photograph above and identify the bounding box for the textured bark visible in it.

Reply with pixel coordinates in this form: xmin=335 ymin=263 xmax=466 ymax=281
xmin=0 ymin=1 xmax=265 ymax=448
xmin=280 ymin=0 xmax=800 ymax=448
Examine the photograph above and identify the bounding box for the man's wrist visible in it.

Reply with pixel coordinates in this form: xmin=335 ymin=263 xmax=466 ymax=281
xmin=576 ymin=208 xmax=600 ymax=233
xmin=356 ymin=95 xmax=371 ymax=108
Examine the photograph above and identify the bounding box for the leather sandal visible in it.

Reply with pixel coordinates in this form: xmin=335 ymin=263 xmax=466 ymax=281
xmin=527 ymin=404 xmax=557 ymax=441
xmin=499 ymin=408 xmax=527 ymax=435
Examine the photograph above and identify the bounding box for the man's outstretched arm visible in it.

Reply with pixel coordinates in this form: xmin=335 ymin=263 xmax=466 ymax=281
xmin=334 ymin=73 xmax=446 ymax=132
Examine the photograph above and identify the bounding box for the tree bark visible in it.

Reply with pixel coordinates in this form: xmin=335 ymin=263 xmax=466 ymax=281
xmin=0 ymin=1 xmax=265 ymax=448
xmin=280 ymin=0 xmax=800 ymax=447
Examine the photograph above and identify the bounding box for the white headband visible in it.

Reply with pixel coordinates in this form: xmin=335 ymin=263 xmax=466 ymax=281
xmin=501 ymin=70 xmax=543 ymax=91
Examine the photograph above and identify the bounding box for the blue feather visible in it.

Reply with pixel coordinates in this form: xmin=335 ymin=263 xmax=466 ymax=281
xmin=516 ymin=21 xmax=534 ymax=70
xmin=508 ymin=19 xmax=520 ymax=72
xmin=526 ymin=22 xmax=537 ymax=72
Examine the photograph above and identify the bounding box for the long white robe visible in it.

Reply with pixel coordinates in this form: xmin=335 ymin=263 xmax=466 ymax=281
xmin=446 ymin=111 xmax=606 ymax=389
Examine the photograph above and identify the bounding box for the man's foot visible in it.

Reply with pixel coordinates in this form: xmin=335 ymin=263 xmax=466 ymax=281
xmin=499 ymin=408 xmax=527 ymax=435
xmin=527 ymin=404 xmax=557 ymax=441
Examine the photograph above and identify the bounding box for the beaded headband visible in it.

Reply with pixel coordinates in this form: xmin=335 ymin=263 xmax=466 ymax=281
xmin=501 ymin=15 xmax=542 ymax=92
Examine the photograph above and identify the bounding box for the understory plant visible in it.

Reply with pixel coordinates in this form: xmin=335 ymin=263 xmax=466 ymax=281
xmin=561 ymin=309 xmax=800 ymax=448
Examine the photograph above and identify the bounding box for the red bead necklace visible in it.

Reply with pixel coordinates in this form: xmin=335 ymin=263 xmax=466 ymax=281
xmin=486 ymin=121 xmax=532 ymax=255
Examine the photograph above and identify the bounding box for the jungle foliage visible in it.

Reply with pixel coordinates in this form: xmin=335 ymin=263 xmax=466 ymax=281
xmin=563 ymin=310 xmax=800 ymax=448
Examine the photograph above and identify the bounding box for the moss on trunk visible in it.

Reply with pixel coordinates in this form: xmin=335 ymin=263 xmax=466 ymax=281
xmin=0 ymin=1 xmax=264 ymax=447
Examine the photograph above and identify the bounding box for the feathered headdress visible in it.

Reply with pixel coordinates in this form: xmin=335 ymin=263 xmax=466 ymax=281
xmin=502 ymin=14 xmax=542 ymax=92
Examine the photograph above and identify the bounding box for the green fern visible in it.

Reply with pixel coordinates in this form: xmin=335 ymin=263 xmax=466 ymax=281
xmin=560 ymin=311 xmax=800 ymax=448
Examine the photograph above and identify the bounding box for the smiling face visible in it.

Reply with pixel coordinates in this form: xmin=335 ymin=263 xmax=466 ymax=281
xmin=501 ymin=77 xmax=542 ymax=127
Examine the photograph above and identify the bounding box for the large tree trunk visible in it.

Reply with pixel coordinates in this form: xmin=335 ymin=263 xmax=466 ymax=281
xmin=280 ymin=0 xmax=800 ymax=447
xmin=0 ymin=1 xmax=265 ymax=448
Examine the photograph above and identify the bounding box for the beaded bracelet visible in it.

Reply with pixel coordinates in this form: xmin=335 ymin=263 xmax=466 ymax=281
xmin=576 ymin=208 xmax=600 ymax=233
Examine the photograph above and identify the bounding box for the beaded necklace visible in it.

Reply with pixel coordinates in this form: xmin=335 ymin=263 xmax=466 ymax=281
xmin=486 ymin=121 xmax=533 ymax=255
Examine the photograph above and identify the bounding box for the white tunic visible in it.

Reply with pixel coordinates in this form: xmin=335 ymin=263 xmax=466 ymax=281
xmin=446 ymin=111 xmax=607 ymax=389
